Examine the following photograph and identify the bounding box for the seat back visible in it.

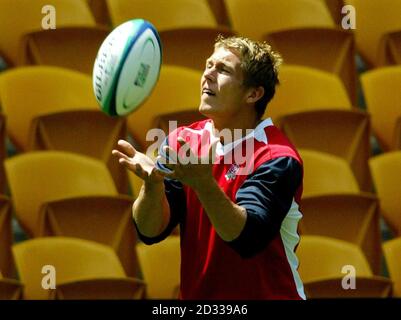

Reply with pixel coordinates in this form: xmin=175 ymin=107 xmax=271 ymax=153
xmin=369 ymin=151 xmax=401 ymax=236
xmin=345 ymin=0 xmax=401 ymax=66
xmin=280 ymin=109 xmax=371 ymax=191
xmin=38 ymin=195 xmax=138 ymax=277
xmin=49 ymin=278 xmax=146 ymax=300
xmin=0 ymin=66 xmax=98 ymax=151
xmin=0 ymin=0 xmax=95 ymax=65
xmin=137 ymin=236 xmax=180 ymax=299
xmin=300 ymin=149 xmax=359 ymax=197
xmin=5 ymin=151 xmax=117 ymax=237
xmin=383 ymin=238 xmax=401 ymax=297
xmin=300 ymin=193 xmax=381 ymax=274
xmin=264 ymin=65 xmax=352 ymax=123
xmin=225 ymin=0 xmax=334 ymax=40
xmin=361 ymin=66 xmax=401 ymax=151
xmin=13 ymin=237 xmax=126 ymax=299
xmin=297 ymin=235 xmax=373 ymax=283
xmin=106 ymin=0 xmax=216 ymax=29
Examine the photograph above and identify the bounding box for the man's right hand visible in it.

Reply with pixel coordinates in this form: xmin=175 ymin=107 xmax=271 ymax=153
xmin=112 ymin=139 xmax=165 ymax=184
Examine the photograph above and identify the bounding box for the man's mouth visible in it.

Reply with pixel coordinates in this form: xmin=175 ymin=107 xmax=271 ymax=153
xmin=202 ymin=88 xmax=216 ymax=96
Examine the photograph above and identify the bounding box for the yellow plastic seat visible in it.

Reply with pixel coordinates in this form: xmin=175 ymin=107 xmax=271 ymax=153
xmin=49 ymin=278 xmax=146 ymax=300
xmin=0 ymin=195 xmax=13 ymax=278
xmin=361 ymin=66 xmax=401 ymax=151
xmin=0 ymin=113 xmax=6 ymax=193
xmin=264 ymin=65 xmax=352 ymax=123
xmin=300 ymin=193 xmax=381 ymax=274
xmin=0 ymin=0 xmax=96 ymax=66
xmin=12 ymin=237 xmax=127 ymax=299
xmin=298 ymin=235 xmax=392 ymax=298
xmin=5 ymin=151 xmax=117 ymax=237
xmin=263 ymin=29 xmax=357 ymax=104
xmin=383 ymin=238 xmax=401 ymax=297
xmin=127 ymin=66 xmax=204 ymax=150
xmin=345 ymin=0 xmax=401 ymax=67
xmin=106 ymin=0 xmax=216 ymax=29
xmin=137 ymin=236 xmax=180 ymax=299
xmin=369 ymin=151 xmax=401 ymax=237
xmin=86 ymin=0 xmax=111 ymax=26
xmin=20 ymin=26 xmax=110 ymax=75
xmin=299 ymin=149 xmax=359 ymax=197
xmin=38 ymin=195 xmax=139 ymax=277
xmin=225 ymin=0 xmax=334 ymax=41
xmin=280 ymin=109 xmax=371 ymax=191
xmin=206 ymin=0 xmax=231 ymax=27
xmin=159 ymin=27 xmax=236 ymax=72
xmin=0 ymin=66 xmax=128 ymax=193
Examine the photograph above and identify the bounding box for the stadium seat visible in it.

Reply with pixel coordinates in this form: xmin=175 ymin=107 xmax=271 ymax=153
xmin=12 ymin=237 xmax=130 ymax=299
xmin=0 ymin=277 xmax=23 ymax=300
xmin=20 ymin=26 xmax=110 ymax=75
xmin=137 ymin=236 xmax=180 ymax=299
xmin=0 ymin=0 xmax=96 ymax=66
xmin=263 ymin=29 xmax=357 ymax=104
xmin=86 ymin=0 xmax=112 ymax=26
xmin=0 ymin=195 xmax=13 ymax=278
xmin=361 ymin=66 xmax=401 ymax=151
xmin=300 ymin=193 xmax=382 ymax=274
xmin=49 ymin=278 xmax=146 ymax=300
xmin=0 ymin=113 xmax=6 ymax=193
xmin=263 ymin=65 xmax=352 ymax=123
xmin=38 ymin=195 xmax=139 ymax=277
xmin=5 ymin=151 xmax=118 ymax=237
xmin=382 ymin=238 xmax=401 ymax=297
xmin=0 ymin=66 xmax=129 ymax=193
xmin=299 ymin=149 xmax=360 ymax=197
xmin=345 ymin=0 xmax=401 ymax=67
xmin=225 ymin=0 xmax=335 ymax=41
xmin=106 ymin=0 xmax=216 ymax=29
xmin=280 ymin=109 xmax=371 ymax=191
xmin=206 ymin=0 xmax=231 ymax=27
xmin=377 ymin=30 xmax=401 ymax=66
xmin=369 ymin=152 xmax=401 ymax=237
xmin=159 ymin=27 xmax=236 ymax=71
xmin=298 ymin=235 xmax=392 ymax=298
xmin=126 ymin=66 xmax=204 ymax=150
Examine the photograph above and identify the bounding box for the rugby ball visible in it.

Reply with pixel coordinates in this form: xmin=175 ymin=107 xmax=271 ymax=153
xmin=93 ymin=19 xmax=162 ymax=116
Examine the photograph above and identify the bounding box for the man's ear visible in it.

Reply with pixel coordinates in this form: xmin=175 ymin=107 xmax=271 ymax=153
xmin=245 ymin=86 xmax=265 ymax=104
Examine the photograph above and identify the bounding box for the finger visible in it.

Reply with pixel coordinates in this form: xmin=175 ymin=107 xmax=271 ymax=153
xmin=117 ymin=139 xmax=136 ymax=158
xmin=112 ymin=149 xmax=132 ymax=161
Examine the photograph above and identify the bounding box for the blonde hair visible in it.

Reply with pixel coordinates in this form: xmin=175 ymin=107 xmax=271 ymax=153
xmin=214 ymin=35 xmax=282 ymax=118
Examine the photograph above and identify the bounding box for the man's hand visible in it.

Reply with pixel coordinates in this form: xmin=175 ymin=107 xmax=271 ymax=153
xmin=157 ymin=136 xmax=220 ymax=191
xmin=112 ymin=139 xmax=164 ymax=184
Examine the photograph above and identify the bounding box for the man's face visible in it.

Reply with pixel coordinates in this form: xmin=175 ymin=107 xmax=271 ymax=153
xmin=199 ymin=47 xmax=249 ymax=118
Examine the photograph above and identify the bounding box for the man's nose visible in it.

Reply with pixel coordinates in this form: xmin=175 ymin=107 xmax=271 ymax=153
xmin=203 ymin=67 xmax=216 ymax=82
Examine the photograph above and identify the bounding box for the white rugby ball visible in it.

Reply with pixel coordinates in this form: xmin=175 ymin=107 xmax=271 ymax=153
xmin=93 ymin=19 xmax=162 ymax=116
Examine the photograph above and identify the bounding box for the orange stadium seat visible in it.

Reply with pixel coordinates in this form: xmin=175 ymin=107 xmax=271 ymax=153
xmin=280 ymin=109 xmax=371 ymax=191
xmin=5 ymin=151 xmax=118 ymax=238
xmin=0 ymin=0 xmax=98 ymax=67
xmin=345 ymin=0 xmax=401 ymax=67
xmin=263 ymin=65 xmax=352 ymax=123
xmin=12 ymin=237 xmax=133 ymax=299
xmin=0 ymin=66 xmax=129 ymax=193
xmin=298 ymin=235 xmax=392 ymax=298
xmin=37 ymin=195 xmax=139 ymax=277
xmin=383 ymin=238 xmax=401 ymax=297
xmin=106 ymin=0 xmax=217 ymax=29
xmin=361 ymin=66 xmax=401 ymax=152
xmin=300 ymin=193 xmax=382 ymax=275
xmin=369 ymin=151 xmax=401 ymax=237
